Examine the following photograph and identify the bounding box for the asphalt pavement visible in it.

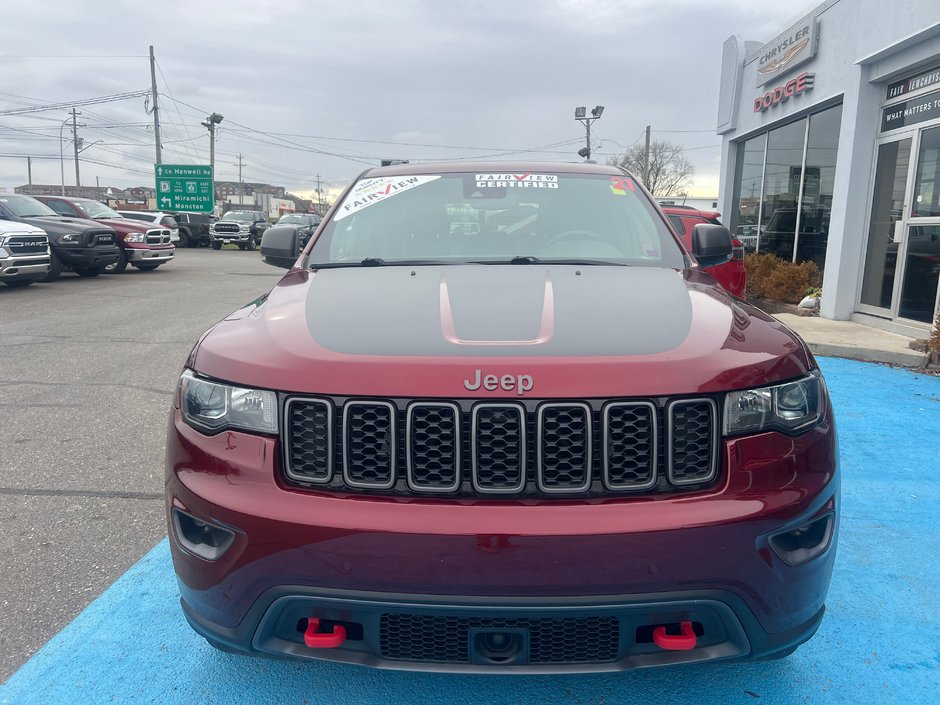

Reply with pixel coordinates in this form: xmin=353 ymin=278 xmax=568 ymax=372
xmin=0 ymin=249 xmax=282 ymax=681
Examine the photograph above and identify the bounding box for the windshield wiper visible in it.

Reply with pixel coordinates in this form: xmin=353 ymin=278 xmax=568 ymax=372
xmin=471 ymin=257 xmax=630 ymax=266
xmin=309 ymin=258 xmax=458 ymax=269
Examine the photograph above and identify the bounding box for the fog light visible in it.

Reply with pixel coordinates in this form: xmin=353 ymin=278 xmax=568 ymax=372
xmin=769 ymin=513 xmax=834 ymax=566
xmin=172 ymin=508 xmax=236 ymax=561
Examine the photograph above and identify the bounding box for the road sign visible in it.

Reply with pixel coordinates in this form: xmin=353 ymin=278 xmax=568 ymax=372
xmin=154 ymin=164 xmax=214 ymax=212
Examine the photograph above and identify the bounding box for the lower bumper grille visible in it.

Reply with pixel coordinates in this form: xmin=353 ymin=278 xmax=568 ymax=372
xmin=379 ymin=613 xmax=619 ymax=664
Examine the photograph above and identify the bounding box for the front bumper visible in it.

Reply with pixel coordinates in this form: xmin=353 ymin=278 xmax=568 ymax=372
xmin=126 ymin=246 xmax=175 ymax=263
xmin=0 ymin=254 xmax=50 ymax=281
xmin=210 ymin=230 xmax=250 ymax=242
xmin=54 ymin=244 xmax=120 ymax=269
xmin=166 ymin=409 xmax=838 ymax=671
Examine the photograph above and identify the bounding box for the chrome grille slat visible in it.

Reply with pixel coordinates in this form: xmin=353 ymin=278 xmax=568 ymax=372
xmin=407 ymin=403 xmax=460 ymax=493
xmin=603 ymin=402 xmax=657 ymax=490
xmin=537 ymin=403 xmax=592 ymax=493
xmin=343 ymin=401 xmax=396 ymax=489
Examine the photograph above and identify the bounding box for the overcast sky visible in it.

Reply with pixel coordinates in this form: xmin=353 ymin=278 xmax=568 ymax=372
xmin=0 ymin=0 xmax=814 ymax=201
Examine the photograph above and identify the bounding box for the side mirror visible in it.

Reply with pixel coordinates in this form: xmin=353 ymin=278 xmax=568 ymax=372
xmin=691 ymin=223 xmax=733 ymax=268
xmin=260 ymin=225 xmax=300 ymax=269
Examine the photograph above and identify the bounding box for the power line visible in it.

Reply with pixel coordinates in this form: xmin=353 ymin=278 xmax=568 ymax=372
xmin=0 ymin=90 xmax=150 ymax=117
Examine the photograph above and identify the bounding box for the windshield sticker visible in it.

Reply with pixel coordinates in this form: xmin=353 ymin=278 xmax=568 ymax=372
xmin=475 ymin=173 xmax=559 ymax=189
xmin=334 ymin=175 xmax=441 ymax=221
xmin=609 ymin=176 xmax=636 ymax=195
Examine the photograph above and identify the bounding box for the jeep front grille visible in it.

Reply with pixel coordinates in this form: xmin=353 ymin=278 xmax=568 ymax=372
xmin=284 ymin=396 xmax=720 ymax=498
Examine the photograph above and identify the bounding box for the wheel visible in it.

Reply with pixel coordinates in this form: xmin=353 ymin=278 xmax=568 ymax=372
xmin=134 ymin=263 xmax=160 ymax=271
xmin=245 ymin=235 xmax=257 ymax=251
xmin=75 ymin=266 xmax=104 ymax=277
xmin=236 ymin=243 xmax=247 ymax=251
xmin=179 ymin=228 xmax=192 ymax=248
xmin=211 ymin=241 xmax=222 ymax=250
xmin=3 ymin=279 xmax=36 ymax=288
xmin=41 ymin=252 xmax=63 ymax=282
xmin=105 ymin=248 xmax=128 ymax=274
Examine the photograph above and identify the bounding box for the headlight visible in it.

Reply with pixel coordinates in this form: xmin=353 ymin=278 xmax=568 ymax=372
xmin=723 ymin=372 xmax=824 ymax=435
xmin=57 ymin=232 xmax=80 ymax=244
xmin=125 ymin=233 xmax=145 ymax=243
xmin=179 ymin=369 xmax=278 ymax=434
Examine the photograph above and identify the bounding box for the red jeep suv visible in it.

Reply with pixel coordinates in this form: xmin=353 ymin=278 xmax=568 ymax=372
xmin=166 ymin=163 xmax=838 ymax=672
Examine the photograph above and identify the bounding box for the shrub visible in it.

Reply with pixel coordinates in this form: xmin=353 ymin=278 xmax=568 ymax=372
xmin=744 ymin=252 xmax=822 ymax=304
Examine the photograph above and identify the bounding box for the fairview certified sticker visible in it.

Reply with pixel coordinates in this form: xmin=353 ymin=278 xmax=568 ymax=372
xmin=335 ymin=175 xmax=440 ymax=220
xmin=476 ymin=173 xmax=559 ymax=188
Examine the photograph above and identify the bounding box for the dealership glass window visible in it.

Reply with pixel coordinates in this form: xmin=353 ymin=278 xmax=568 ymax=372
xmin=729 ymin=133 xmax=765 ymax=249
xmin=728 ymin=103 xmax=843 ymax=268
xmin=912 ymin=125 xmax=940 ymax=217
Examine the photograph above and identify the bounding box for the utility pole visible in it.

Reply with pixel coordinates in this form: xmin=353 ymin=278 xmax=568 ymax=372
xmin=643 ymin=125 xmax=651 ymax=188
xmin=201 ymin=112 xmax=224 ymax=200
xmin=149 ymin=45 xmax=162 ymax=165
xmin=26 ymin=156 xmax=32 ymax=192
xmin=574 ymin=105 xmax=604 ymax=161
xmin=316 ymin=173 xmax=322 ymax=212
xmin=72 ymin=107 xmax=81 ymax=190
xmin=235 ymin=154 xmax=246 ymax=203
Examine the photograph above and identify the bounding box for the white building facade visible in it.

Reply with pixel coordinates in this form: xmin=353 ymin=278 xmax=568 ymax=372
xmin=717 ymin=0 xmax=940 ymax=336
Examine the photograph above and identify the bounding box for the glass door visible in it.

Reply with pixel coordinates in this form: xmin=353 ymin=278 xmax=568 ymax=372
xmin=859 ymin=137 xmax=913 ymax=314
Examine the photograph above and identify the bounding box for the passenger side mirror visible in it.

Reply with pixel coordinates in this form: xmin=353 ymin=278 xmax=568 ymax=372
xmin=260 ymin=225 xmax=300 ymax=269
xmin=691 ymin=223 xmax=733 ymax=268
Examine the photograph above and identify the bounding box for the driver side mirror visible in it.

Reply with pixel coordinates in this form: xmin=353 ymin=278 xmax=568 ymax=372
xmin=691 ymin=223 xmax=733 ymax=268
xmin=260 ymin=225 xmax=300 ymax=269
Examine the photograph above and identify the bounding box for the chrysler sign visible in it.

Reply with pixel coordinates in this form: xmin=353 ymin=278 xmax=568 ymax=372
xmin=754 ymin=73 xmax=815 ymax=112
xmin=755 ymin=15 xmax=818 ymax=86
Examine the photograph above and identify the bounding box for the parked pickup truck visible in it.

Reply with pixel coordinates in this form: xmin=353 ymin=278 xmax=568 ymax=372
xmin=210 ymin=210 xmax=270 ymax=250
xmin=37 ymin=197 xmax=175 ymax=274
xmin=0 ymin=194 xmax=118 ymax=280
xmin=0 ymin=221 xmax=51 ymax=288
xmin=171 ymin=212 xmax=214 ymax=248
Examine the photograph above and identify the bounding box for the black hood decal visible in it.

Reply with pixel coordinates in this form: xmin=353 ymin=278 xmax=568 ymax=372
xmin=304 ymin=265 xmax=693 ymax=357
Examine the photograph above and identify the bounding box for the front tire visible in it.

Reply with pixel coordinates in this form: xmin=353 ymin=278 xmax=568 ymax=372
xmin=134 ymin=263 xmax=161 ymax=271
xmin=105 ymin=248 xmax=128 ymax=274
xmin=236 ymin=243 xmax=247 ymax=251
xmin=41 ymin=252 xmax=63 ymax=282
xmin=211 ymin=241 xmax=222 ymax=250
xmin=75 ymin=266 xmax=104 ymax=278
xmin=245 ymin=235 xmax=257 ymax=251
xmin=178 ymin=229 xmax=192 ymax=248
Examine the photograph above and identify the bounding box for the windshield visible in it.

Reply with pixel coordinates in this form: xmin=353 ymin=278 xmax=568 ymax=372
xmin=222 ymin=212 xmax=254 ymax=222
xmin=77 ymin=200 xmax=121 ymax=219
xmin=309 ymin=171 xmax=684 ymax=268
xmin=0 ymin=194 xmax=58 ymax=218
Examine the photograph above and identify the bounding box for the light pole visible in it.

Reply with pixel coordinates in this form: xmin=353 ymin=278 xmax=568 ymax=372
xmin=201 ymin=112 xmax=223 ymax=198
xmin=59 ymin=114 xmax=75 ymax=196
xmin=574 ymin=105 xmax=604 ymax=161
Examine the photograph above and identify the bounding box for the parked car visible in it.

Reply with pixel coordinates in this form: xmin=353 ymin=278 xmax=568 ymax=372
xmin=166 ymin=212 xmax=214 ymax=248
xmin=168 ymin=162 xmax=838 ymax=671
xmin=662 ymin=205 xmax=746 ymax=298
xmin=0 ymin=220 xmax=51 ymax=288
xmin=37 ymin=197 xmax=175 ymax=274
xmin=116 ymin=210 xmax=180 ymax=244
xmin=0 ymin=194 xmax=118 ymax=280
xmin=210 ymin=210 xmax=270 ymax=250
xmin=275 ymin=212 xmax=321 ymax=248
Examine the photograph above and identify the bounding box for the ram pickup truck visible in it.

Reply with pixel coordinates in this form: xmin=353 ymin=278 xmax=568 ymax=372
xmin=0 ymin=221 xmax=51 ymax=287
xmin=167 ymin=162 xmax=838 ymax=673
xmin=0 ymin=194 xmax=118 ymax=280
xmin=210 ymin=210 xmax=270 ymax=250
xmin=36 ymin=197 xmax=175 ymax=273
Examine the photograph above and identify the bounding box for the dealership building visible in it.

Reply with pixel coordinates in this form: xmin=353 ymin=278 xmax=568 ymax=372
xmin=716 ymin=0 xmax=940 ymax=336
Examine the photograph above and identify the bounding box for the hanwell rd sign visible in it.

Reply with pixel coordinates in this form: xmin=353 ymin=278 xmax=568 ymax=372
xmin=155 ymin=164 xmax=214 ymax=212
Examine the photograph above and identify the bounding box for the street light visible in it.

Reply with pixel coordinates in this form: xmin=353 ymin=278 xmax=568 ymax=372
xmin=59 ymin=116 xmax=73 ymax=196
xmin=201 ymin=112 xmax=224 ymax=200
xmin=574 ymin=105 xmax=604 ymax=161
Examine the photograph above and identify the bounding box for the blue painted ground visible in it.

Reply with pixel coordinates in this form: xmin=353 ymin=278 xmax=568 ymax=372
xmin=2 ymin=358 xmax=939 ymax=704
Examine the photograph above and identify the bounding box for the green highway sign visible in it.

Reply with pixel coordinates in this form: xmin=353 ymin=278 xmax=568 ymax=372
xmin=154 ymin=164 xmax=214 ymax=212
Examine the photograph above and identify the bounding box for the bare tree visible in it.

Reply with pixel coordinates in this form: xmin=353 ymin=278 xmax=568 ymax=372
xmin=607 ymin=140 xmax=695 ymax=197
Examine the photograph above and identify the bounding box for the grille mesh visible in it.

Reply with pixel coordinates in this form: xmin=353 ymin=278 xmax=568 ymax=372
xmin=604 ymin=403 xmax=655 ymax=489
xmin=473 ymin=405 xmax=525 ymax=492
xmin=669 ymin=400 xmax=717 ymax=484
xmin=344 ymin=402 xmax=395 ymax=487
xmin=284 ymin=396 xmax=718 ymax=496
xmin=379 ymin=613 xmax=620 ymax=664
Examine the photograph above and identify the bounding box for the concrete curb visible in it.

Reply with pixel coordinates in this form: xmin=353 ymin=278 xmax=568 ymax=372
xmin=802 ymin=341 xmax=927 ymax=368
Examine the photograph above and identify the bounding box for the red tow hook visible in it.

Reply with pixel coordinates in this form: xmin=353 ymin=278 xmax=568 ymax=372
xmin=652 ymin=621 xmax=697 ymax=651
xmin=303 ymin=618 xmax=347 ymax=649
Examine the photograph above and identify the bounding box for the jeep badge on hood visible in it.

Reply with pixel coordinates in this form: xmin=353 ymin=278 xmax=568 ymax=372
xmin=464 ymin=369 xmax=534 ymax=395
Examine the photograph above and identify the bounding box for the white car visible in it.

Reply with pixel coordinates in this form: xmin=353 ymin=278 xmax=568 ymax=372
xmin=117 ymin=211 xmax=180 ymax=244
xmin=0 ymin=221 xmax=51 ymax=287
